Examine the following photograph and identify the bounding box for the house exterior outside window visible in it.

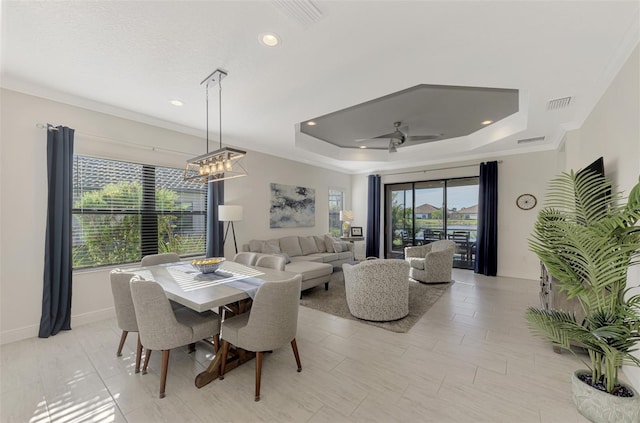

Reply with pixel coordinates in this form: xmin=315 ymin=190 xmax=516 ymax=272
xmin=72 ymin=156 xmax=207 ymax=269
xmin=328 ymin=189 xmax=344 ymax=237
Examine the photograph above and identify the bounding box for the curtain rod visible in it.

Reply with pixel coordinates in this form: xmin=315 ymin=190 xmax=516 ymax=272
xmin=383 ymin=160 xmax=503 ymax=177
xmin=36 ymin=123 xmax=192 ymax=156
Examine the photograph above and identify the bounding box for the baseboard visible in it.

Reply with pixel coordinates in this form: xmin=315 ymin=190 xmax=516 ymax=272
xmin=0 ymin=307 xmax=115 ymax=345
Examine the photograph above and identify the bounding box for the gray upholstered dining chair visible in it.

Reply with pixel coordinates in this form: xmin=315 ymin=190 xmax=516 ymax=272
xmin=141 ymin=252 xmax=180 ymax=267
xmin=255 ymin=254 xmax=285 ymax=271
xmin=232 ymin=252 xmax=258 ymax=266
xmin=342 ymin=259 xmax=410 ymax=321
xmin=129 ymin=276 xmax=220 ymax=398
xmin=219 ymin=274 xmax=303 ymax=401
xmin=110 ymin=269 xmax=144 ymax=373
xmin=140 ymin=253 xmax=185 ymax=311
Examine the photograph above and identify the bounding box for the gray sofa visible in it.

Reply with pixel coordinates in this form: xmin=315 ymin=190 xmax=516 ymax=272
xmin=242 ymin=235 xmax=354 ymax=291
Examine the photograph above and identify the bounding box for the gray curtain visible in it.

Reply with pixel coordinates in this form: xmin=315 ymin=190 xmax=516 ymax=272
xmin=206 ymin=181 xmax=225 ymax=257
xmin=474 ymin=161 xmax=498 ymax=276
xmin=365 ymin=174 xmax=381 ymax=257
xmin=39 ymin=125 xmax=74 ymax=338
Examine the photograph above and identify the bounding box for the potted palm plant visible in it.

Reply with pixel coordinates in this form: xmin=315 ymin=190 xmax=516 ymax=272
xmin=525 ymin=169 xmax=640 ymax=423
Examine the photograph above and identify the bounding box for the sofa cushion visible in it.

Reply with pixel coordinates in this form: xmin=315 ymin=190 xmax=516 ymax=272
xmin=290 ymin=255 xmax=323 ymax=263
xmin=285 ymin=261 xmax=333 ymax=281
xmin=306 ymin=252 xmax=340 ymax=263
xmin=249 ymin=239 xmax=265 ymax=253
xmin=314 ymin=235 xmax=327 ymax=253
xmin=263 ymin=239 xmax=281 ymax=254
xmin=332 ymin=240 xmax=349 ymax=253
xmin=280 ymin=236 xmax=303 ymax=257
xmin=299 ymin=236 xmax=319 ymax=255
xmin=337 ymin=251 xmax=353 ymax=260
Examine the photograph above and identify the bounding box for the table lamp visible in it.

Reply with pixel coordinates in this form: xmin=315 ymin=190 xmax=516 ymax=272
xmin=339 ymin=210 xmax=353 ymax=237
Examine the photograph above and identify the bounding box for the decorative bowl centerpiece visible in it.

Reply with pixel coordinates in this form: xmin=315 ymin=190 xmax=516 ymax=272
xmin=191 ymin=257 xmax=225 ymax=274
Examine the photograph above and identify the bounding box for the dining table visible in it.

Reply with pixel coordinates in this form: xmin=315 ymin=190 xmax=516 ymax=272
xmin=124 ymin=260 xmax=299 ymax=388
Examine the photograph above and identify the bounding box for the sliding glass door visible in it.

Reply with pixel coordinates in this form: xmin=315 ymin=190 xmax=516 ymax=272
xmin=385 ymin=177 xmax=478 ymax=269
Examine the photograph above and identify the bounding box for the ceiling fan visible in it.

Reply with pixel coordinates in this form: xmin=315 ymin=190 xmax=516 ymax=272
xmin=356 ymin=121 xmax=442 ymax=152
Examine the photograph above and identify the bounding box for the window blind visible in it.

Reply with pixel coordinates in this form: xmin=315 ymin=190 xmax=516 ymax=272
xmin=72 ymin=156 xmax=207 ymax=269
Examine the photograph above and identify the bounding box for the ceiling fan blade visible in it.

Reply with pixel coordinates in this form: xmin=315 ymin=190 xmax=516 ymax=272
xmin=407 ymin=134 xmax=443 ymax=142
xmin=372 ymin=131 xmax=398 ymax=140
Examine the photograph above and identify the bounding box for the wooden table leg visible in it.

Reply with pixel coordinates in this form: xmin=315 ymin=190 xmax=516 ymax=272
xmin=195 ymin=298 xmax=255 ymax=389
xmin=195 ymin=346 xmax=256 ymax=388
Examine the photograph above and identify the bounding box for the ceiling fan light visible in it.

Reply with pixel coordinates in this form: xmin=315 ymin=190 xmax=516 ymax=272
xmin=388 ymin=141 xmax=397 ymax=153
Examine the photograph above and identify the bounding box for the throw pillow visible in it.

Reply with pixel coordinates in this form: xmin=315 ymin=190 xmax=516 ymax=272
xmin=277 ymin=252 xmax=292 ymax=264
xmin=314 ymin=235 xmax=327 ymax=253
xmin=299 ymin=236 xmax=319 ymax=255
xmin=324 ymin=234 xmax=336 ymax=252
xmin=332 ymin=240 xmax=349 ymax=253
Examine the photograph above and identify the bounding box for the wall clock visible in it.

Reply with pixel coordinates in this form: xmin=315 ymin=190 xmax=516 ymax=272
xmin=516 ymin=194 xmax=537 ymax=210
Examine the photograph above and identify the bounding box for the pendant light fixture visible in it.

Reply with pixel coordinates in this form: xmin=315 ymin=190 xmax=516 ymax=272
xmin=184 ymin=68 xmax=248 ymax=183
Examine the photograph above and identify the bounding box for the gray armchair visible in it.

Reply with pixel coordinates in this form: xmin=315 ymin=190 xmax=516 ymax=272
xmin=404 ymin=240 xmax=455 ymax=284
xmin=219 ymin=274 xmax=303 ymax=401
xmin=130 ymin=276 xmax=220 ymax=398
xmin=342 ymin=259 xmax=410 ymax=321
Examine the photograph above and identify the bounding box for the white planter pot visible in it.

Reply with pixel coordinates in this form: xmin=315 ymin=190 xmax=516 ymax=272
xmin=572 ymin=370 xmax=640 ymax=423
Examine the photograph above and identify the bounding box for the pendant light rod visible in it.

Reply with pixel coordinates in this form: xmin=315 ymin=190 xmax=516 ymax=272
xmin=200 ymin=68 xmax=228 ymax=154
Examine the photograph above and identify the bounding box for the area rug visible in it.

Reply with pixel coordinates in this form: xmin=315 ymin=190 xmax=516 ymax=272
xmin=299 ymin=276 xmax=453 ymax=333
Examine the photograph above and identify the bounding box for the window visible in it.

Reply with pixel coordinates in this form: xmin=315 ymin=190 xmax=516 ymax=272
xmin=72 ymin=156 xmax=207 ymax=269
xmin=328 ymin=189 xmax=344 ymax=237
xmin=385 ymin=177 xmax=478 ymax=269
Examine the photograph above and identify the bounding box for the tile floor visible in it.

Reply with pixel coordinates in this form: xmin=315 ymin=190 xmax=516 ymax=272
xmin=1 ymin=269 xmax=598 ymax=422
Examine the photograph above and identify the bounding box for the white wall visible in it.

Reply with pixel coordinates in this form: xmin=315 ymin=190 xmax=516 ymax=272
xmin=0 ymin=89 xmax=351 ymax=344
xmin=564 ymin=45 xmax=640 ymax=390
xmin=351 ymin=150 xmax=561 ymax=280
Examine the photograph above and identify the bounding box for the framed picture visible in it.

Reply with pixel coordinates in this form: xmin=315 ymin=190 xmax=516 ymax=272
xmin=350 ymin=226 xmax=363 ymax=237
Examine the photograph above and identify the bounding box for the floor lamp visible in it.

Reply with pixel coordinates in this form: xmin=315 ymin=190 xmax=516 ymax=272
xmin=218 ymin=205 xmax=243 ymax=254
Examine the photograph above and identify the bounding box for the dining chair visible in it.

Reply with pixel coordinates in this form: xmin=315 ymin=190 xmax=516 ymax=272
xmin=110 ymin=269 xmax=144 ymax=373
xmin=255 ymin=254 xmax=285 ymax=271
xmin=140 ymin=253 xmax=185 ymax=311
xmin=141 ymin=252 xmax=180 ymax=267
xmin=233 ymin=252 xmax=258 ymax=266
xmin=129 ymin=276 xmax=221 ymax=398
xmin=219 ymin=274 xmax=303 ymax=401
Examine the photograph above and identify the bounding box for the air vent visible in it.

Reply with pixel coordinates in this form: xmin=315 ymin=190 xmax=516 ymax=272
xmin=547 ymin=96 xmax=572 ymax=110
xmin=517 ymin=136 xmax=545 ymax=144
xmin=271 ymin=0 xmax=323 ymax=27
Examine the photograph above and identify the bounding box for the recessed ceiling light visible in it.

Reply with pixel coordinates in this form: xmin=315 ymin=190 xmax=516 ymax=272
xmin=306 ymin=121 xmax=316 ymax=126
xmin=481 ymin=120 xmax=493 ymax=125
xmin=260 ymin=33 xmax=280 ymax=47
xmin=359 ymin=146 xmax=367 ymax=149
xmin=170 ymin=100 xmax=184 ymax=107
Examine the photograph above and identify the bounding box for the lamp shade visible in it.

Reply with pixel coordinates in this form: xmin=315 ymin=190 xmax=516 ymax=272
xmin=339 ymin=210 xmax=353 ymax=222
xmin=218 ymin=205 xmax=243 ymax=222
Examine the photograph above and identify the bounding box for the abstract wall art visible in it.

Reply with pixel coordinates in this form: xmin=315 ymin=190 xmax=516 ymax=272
xmin=270 ymin=183 xmax=315 ymax=228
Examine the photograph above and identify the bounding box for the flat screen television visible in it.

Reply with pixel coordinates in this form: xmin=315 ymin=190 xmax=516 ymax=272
xmin=576 ymin=156 xmax=609 ymax=219
xmin=578 ymin=156 xmax=605 ymax=179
